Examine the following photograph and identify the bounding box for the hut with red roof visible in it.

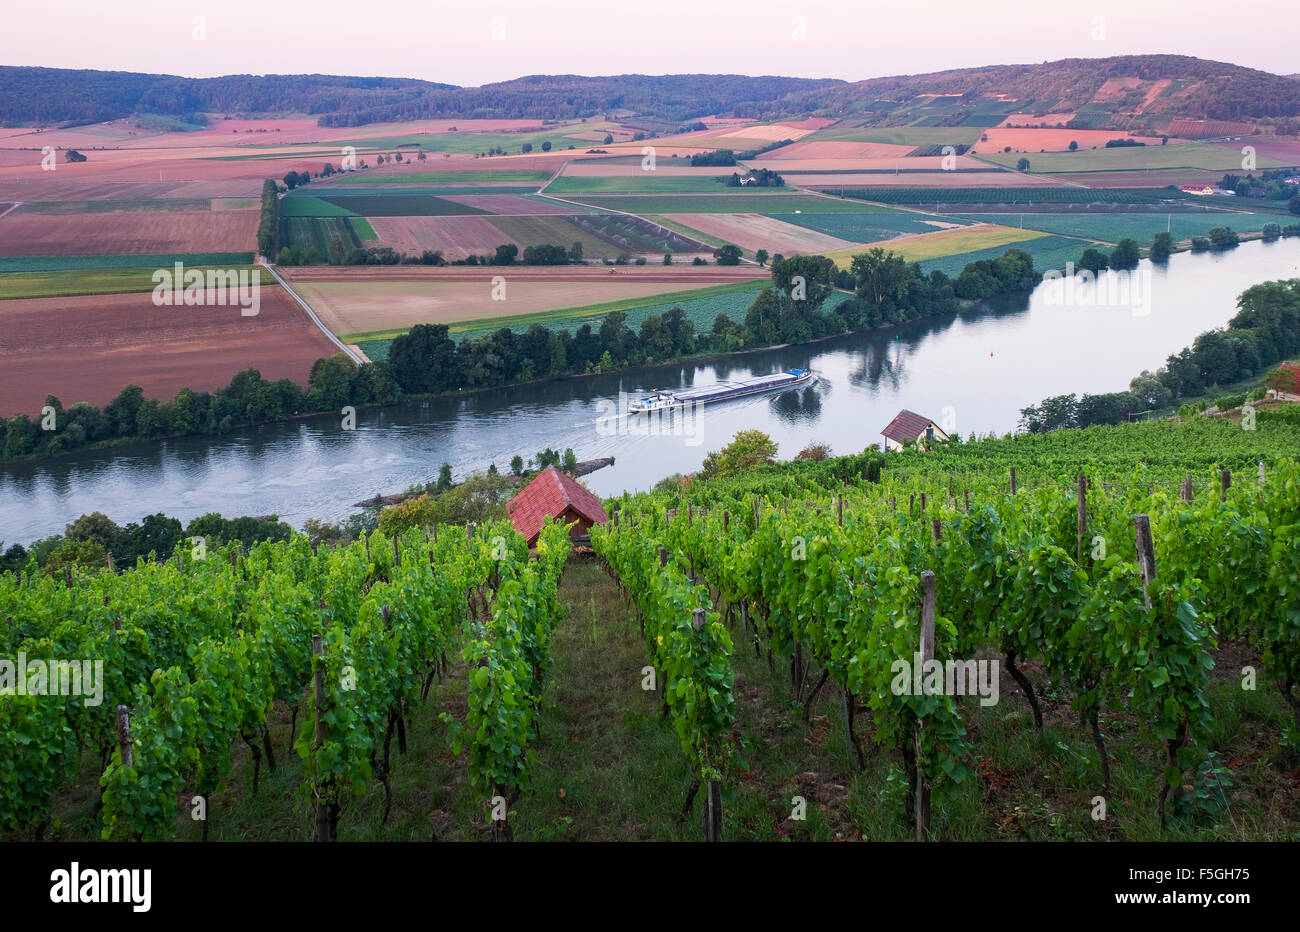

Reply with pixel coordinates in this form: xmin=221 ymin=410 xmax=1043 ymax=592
xmin=506 ymin=466 xmax=609 ymax=546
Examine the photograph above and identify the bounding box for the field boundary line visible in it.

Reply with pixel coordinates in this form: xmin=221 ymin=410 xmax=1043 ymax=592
xmin=259 ymin=259 xmax=364 ymax=365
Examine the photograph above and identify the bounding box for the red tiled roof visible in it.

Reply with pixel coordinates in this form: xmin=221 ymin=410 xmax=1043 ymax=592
xmin=881 ymin=409 xmax=937 ymax=443
xmin=506 ymin=466 xmax=609 ymax=544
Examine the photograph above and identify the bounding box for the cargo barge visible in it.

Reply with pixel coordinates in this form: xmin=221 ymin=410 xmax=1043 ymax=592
xmin=628 ymin=369 xmax=814 ymax=413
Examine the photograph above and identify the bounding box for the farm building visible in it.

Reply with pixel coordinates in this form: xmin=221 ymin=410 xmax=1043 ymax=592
xmin=1178 ymin=184 xmax=1214 ymax=196
xmin=881 ymin=409 xmax=950 ymax=452
xmin=506 ymin=465 xmax=609 ymax=546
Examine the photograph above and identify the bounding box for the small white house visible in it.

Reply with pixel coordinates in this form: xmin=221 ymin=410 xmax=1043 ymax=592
xmin=881 ymin=409 xmax=949 ymax=452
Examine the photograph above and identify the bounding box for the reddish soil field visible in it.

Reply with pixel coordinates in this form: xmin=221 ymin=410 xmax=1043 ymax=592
xmin=441 ymin=194 xmax=570 ymax=214
xmin=1222 ymin=138 xmax=1300 ymax=162
xmin=0 ymin=209 xmax=256 ymax=255
xmin=750 ymin=156 xmax=988 ymax=173
xmin=1051 ymin=170 xmax=1223 ymax=188
xmin=367 ymin=216 xmax=513 ymax=260
xmin=974 ymin=128 xmax=1172 ymax=153
xmin=757 ymin=140 xmax=915 ymax=159
xmin=0 ymin=287 xmax=337 ymax=415
xmin=791 ymin=170 xmax=1066 ymax=188
xmin=284 ymin=265 xmax=768 ymax=284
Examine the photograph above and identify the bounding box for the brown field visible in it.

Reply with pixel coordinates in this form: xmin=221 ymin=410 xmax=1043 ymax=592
xmin=0 ymin=286 xmax=337 ymax=415
xmin=757 ymin=140 xmax=915 ymax=159
xmin=789 ymin=170 xmax=1066 ymax=188
xmin=367 ymin=216 xmax=514 ymax=260
xmin=558 ymin=162 xmax=734 ymax=177
xmin=0 ymin=208 xmax=256 ymax=255
xmin=282 ymin=265 xmax=766 ymax=335
xmin=973 ymin=128 xmax=1173 ymax=153
xmin=1050 ymin=170 xmax=1223 ymax=188
xmin=441 ymin=194 xmax=571 ymax=215
xmin=1219 ymin=138 xmax=1300 ymax=162
xmin=749 ymin=155 xmax=989 ymax=173
xmin=998 ymin=112 xmax=1078 ymax=127
xmin=661 ymin=213 xmax=857 ymax=254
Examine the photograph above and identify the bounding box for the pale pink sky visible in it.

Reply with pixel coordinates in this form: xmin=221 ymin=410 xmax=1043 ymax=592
xmin=5 ymin=0 xmax=1294 ymax=86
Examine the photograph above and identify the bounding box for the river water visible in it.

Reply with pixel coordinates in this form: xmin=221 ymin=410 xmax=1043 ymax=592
xmin=3 ymin=238 xmax=1298 ymax=544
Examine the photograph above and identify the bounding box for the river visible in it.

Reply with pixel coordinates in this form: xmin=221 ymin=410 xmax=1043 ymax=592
xmin=3 ymin=238 xmax=1298 ymax=544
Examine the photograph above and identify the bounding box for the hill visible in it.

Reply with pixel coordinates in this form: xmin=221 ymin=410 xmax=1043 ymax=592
xmin=3 ymin=55 xmax=1297 ymax=130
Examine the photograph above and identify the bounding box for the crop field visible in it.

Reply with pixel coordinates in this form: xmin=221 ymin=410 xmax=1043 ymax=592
xmin=356 ymin=280 xmax=777 ymax=358
xmin=367 ymin=216 xmax=514 ymax=260
xmin=0 ymin=265 xmax=262 ymax=300
xmin=486 ymin=215 xmax=627 ymax=259
xmin=439 ymin=194 xmax=578 ymax=215
xmin=757 ymin=140 xmax=916 ymax=159
xmin=0 ymin=286 xmax=337 ymax=415
xmin=821 ymin=223 xmax=1047 ymax=268
xmin=11 ymin=198 xmax=214 ymax=214
xmin=280 ymin=217 xmax=364 ymax=257
xmin=955 ymin=211 xmax=1280 ymax=244
xmin=543 ymin=174 xmax=754 ymax=194
xmin=974 ymin=128 xmax=1171 ymax=153
xmin=912 ymin=233 xmax=1093 ymax=277
xmin=306 ymin=194 xmax=492 ymax=216
xmin=843 ymin=187 xmax=1173 ymax=206
xmin=976 ymin=143 xmax=1288 ymax=173
xmin=746 ymin=156 xmax=989 ymax=173
xmin=805 ymin=125 xmax=985 ymax=148
xmin=0 ymin=251 xmax=255 ymax=272
xmin=785 ymin=170 xmax=1057 ymax=189
xmin=660 ymin=213 xmax=858 ymax=255
xmin=558 ymin=194 xmax=896 ymax=214
xmin=567 ymin=214 xmax=706 ymax=254
xmin=330 ymin=170 xmax=552 ymax=184
xmin=0 ymin=209 xmax=257 ymax=255
xmin=292 ymin=186 xmax=542 ymax=198
xmin=285 ymin=267 xmax=765 ymax=337
xmin=278 ymin=197 xmax=360 ymax=218
xmin=772 ymin=211 xmax=970 ymax=240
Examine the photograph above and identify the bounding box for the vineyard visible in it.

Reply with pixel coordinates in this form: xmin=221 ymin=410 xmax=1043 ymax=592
xmin=590 ymin=415 xmax=1300 ymax=840
xmin=0 ymin=520 xmax=571 ymax=841
xmin=842 ymin=188 xmax=1175 ymax=206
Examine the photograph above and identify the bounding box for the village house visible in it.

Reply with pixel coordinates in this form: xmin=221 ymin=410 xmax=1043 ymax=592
xmin=506 ymin=465 xmax=609 ymax=546
xmin=880 ymin=409 xmax=950 ymax=452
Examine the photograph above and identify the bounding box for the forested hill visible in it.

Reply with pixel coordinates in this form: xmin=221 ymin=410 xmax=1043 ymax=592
xmin=0 ymin=67 xmax=456 ymax=126
xmin=781 ymin=55 xmax=1300 ymax=122
xmin=0 ymin=67 xmax=839 ymax=127
xmin=2 ymin=55 xmax=1297 ymax=128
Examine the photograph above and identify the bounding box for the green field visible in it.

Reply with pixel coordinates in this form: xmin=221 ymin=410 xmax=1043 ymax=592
xmin=294 ymin=186 xmax=542 ymax=198
xmin=278 ymin=196 xmax=360 ymax=218
xmin=806 ymin=125 xmax=984 ymax=147
xmin=0 ymin=252 xmax=256 ymax=272
xmin=325 ymin=124 xmax=619 ymax=155
xmin=914 ymin=234 xmax=1094 ymax=277
xmin=955 ymin=212 xmax=1280 ymax=245
xmin=556 ymin=194 xmax=898 ymax=214
xmin=976 ymin=142 xmax=1289 ymax=173
xmin=822 ymin=224 xmax=1045 ymax=268
xmin=13 ymin=198 xmax=214 ymax=214
xmin=544 ymin=174 xmax=754 ymax=195
xmin=330 ymin=170 xmax=551 ymax=184
xmin=772 ymin=211 xmax=971 ymax=240
xmin=842 ymin=187 xmax=1169 ymax=206
xmin=0 ymin=265 xmax=264 ymax=300
xmin=351 ymin=218 xmax=379 ymax=241
xmin=280 ymin=217 xmax=362 ymax=257
xmin=316 ymin=195 xmax=491 ymax=217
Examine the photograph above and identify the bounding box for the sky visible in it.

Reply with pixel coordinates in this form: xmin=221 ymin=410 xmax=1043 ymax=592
xmin=4 ymin=0 xmax=1295 ymax=86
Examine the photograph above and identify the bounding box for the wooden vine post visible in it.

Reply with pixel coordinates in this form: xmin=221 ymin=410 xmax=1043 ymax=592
xmin=311 ymin=633 xmax=331 ymax=842
xmin=837 ymin=494 xmax=843 ymax=527
xmin=916 ymin=571 xmax=936 ymax=842
xmin=1220 ymin=469 xmax=1231 ymax=502
xmin=1180 ymin=476 xmax=1193 ymax=502
xmin=115 ymin=705 xmax=132 ymax=770
xmin=695 ymin=608 xmax=723 ymax=843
